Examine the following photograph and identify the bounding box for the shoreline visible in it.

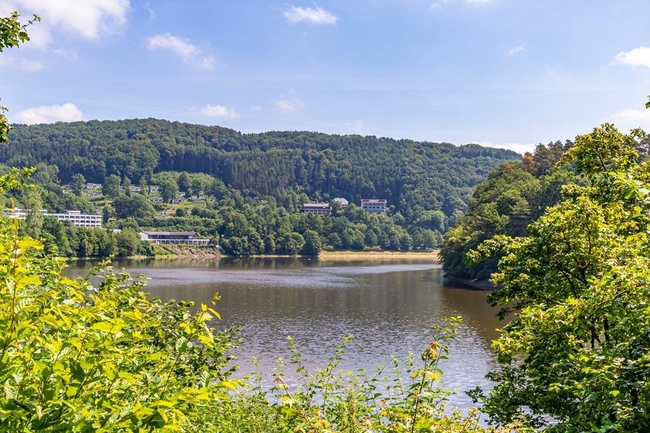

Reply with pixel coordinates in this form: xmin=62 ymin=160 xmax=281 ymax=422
xmin=67 ymin=249 xmax=440 ymax=262
xmin=318 ymin=250 xmax=439 ymax=261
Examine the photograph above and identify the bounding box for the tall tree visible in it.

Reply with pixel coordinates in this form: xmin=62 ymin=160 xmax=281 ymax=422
xmin=159 ymin=177 xmax=178 ymax=203
xmin=102 ymin=174 xmax=121 ymax=198
xmin=470 ymin=124 xmax=650 ymax=432
xmin=70 ymin=173 xmax=86 ymax=196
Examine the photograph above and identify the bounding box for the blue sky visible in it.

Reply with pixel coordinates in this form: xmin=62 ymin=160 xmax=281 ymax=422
xmin=1 ymin=0 xmax=649 ymax=154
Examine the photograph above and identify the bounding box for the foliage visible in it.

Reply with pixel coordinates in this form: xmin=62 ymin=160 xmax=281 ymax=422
xmin=0 ymin=12 xmax=40 ymax=143
xmin=441 ymin=141 xmax=581 ymax=281
xmin=210 ymin=317 xmax=521 ymax=433
xmin=0 ymin=207 xmax=240 ymax=432
xmin=468 ymin=124 xmax=650 ymax=432
xmin=113 ymin=193 xmax=155 ymax=219
xmin=3 ymin=119 xmax=519 ymax=228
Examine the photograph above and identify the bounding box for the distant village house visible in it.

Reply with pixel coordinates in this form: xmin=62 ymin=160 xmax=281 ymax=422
xmin=360 ymin=198 xmax=387 ymax=213
xmin=4 ymin=209 xmax=102 ymax=228
xmin=300 ymin=203 xmax=332 ymax=216
xmin=139 ymin=231 xmax=211 ymax=246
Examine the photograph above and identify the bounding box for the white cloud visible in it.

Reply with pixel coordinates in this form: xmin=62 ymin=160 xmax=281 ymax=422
xmin=147 ymin=33 xmax=200 ymax=60
xmin=251 ymin=105 xmax=263 ymax=111
xmin=0 ymin=55 xmax=44 ymax=71
xmin=53 ymin=48 xmax=79 ymax=61
xmin=147 ymin=33 xmax=215 ymax=70
xmin=610 ymin=108 xmax=650 ymax=131
xmin=0 ymin=0 xmax=130 ymax=46
xmin=284 ymin=6 xmax=338 ymax=25
xmin=508 ymin=44 xmax=525 ymax=56
xmin=430 ymin=0 xmax=493 ymax=11
xmin=199 ymin=105 xmax=240 ymax=119
xmin=475 ymin=141 xmax=534 ymax=155
xmin=198 ymin=56 xmax=216 ymax=71
xmin=275 ymin=97 xmax=306 ymax=112
xmin=14 ymin=103 xmax=83 ymax=124
xmin=144 ymin=3 xmax=156 ymax=19
xmin=614 ymin=46 xmax=650 ymax=69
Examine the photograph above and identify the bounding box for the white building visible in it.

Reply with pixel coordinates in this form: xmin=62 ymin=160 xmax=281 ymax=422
xmin=47 ymin=210 xmax=102 ymax=228
xmin=333 ymin=197 xmax=349 ymax=207
xmin=139 ymin=231 xmax=210 ymax=246
xmin=360 ymin=198 xmax=387 ymax=213
xmin=301 ymin=203 xmax=332 ymax=216
xmin=3 ymin=209 xmax=102 ymax=228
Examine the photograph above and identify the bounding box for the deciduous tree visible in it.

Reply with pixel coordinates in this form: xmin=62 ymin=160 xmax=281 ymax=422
xmin=470 ymin=124 xmax=650 ymax=432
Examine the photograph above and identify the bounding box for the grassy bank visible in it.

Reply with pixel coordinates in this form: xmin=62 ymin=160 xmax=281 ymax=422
xmin=319 ymin=249 xmax=440 ymax=261
xmin=150 ymin=243 xmax=221 ymax=259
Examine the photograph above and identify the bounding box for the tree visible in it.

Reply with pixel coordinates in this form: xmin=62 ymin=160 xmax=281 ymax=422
xmin=159 ymin=177 xmax=178 ymax=203
xmin=178 ymin=172 xmax=191 ymax=194
xmin=0 ymin=12 xmax=39 ymax=143
xmin=0 ymin=167 xmax=240 ymax=431
xmin=113 ymin=194 xmax=155 ymax=219
xmin=470 ymin=124 xmax=650 ymax=432
xmin=302 ymin=230 xmax=322 ymax=255
xmin=22 ymin=188 xmax=43 ymax=239
xmin=114 ymin=228 xmax=140 ymax=256
xmin=277 ymin=232 xmax=305 ymax=255
xmin=102 ymin=174 xmax=121 ymax=198
xmin=70 ymin=173 xmax=86 ymax=196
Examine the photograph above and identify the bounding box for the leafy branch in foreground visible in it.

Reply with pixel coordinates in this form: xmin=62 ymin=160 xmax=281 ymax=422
xmin=1 ymin=11 xmax=40 ymax=144
xmin=0 ymin=204 xmax=241 ymax=431
xmin=211 ymin=317 xmax=529 ymax=433
xmin=469 ymin=123 xmax=650 ymax=432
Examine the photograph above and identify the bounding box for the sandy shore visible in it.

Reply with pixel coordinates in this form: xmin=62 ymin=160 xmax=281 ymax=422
xmin=319 ymin=250 xmax=439 ymax=261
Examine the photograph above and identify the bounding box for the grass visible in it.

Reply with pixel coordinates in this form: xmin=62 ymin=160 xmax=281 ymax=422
xmin=319 ymin=249 xmax=440 ymax=261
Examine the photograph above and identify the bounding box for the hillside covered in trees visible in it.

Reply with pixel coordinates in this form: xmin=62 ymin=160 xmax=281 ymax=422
xmin=440 ymin=140 xmax=580 ymax=281
xmin=5 ymin=118 xmax=519 ymax=224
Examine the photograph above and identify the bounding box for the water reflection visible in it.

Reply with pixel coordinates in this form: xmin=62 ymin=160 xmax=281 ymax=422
xmin=66 ymin=258 xmax=502 ymax=409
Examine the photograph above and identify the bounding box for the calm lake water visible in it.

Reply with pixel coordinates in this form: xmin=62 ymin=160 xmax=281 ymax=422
xmin=66 ymin=257 xmax=502 ymax=410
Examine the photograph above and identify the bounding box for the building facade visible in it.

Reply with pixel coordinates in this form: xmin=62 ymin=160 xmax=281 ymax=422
xmin=50 ymin=211 xmax=102 ymax=228
xmin=300 ymin=203 xmax=332 ymax=216
xmin=4 ymin=209 xmax=102 ymax=228
xmin=360 ymin=198 xmax=387 ymax=213
xmin=139 ymin=231 xmax=211 ymax=246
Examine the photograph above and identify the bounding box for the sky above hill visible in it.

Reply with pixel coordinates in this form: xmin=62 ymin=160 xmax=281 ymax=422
xmin=1 ymin=0 xmax=649 ymax=154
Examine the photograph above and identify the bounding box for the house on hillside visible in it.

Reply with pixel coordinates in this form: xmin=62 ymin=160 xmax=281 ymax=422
xmin=301 ymin=203 xmax=332 ymax=216
xmin=360 ymin=198 xmax=387 ymax=213
xmin=4 ymin=209 xmax=102 ymax=228
xmin=139 ymin=231 xmax=211 ymax=246
xmin=333 ymin=197 xmax=349 ymax=207
xmin=49 ymin=210 xmax=103 ymax=228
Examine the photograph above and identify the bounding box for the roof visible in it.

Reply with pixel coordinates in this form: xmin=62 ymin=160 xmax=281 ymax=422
xmin=302 ymin=203 xmax=330 ymax=208
xmin=140 ymin=231 xmax=198 ymax=236
xmin=361 ymin=198 xmax=387 ymax=204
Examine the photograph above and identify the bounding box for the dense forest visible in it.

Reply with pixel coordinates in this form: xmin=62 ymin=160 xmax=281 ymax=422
xmin=441 ymin=130 xmax=650 ymax=281
xmin=5 ymin=119 xmax=519 ymax=223
xmin=440 ymin=140 xmax=581 ymax=281
xmin=0 ymin=119 xmax=520 ymax=257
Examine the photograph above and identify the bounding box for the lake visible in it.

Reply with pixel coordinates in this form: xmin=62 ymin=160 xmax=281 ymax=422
xmin=66 ymin=257 xmax=502 ymax=410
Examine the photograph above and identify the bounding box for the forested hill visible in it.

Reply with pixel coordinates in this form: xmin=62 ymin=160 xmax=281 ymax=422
xmin=4 ymin=118 xmax=519 ymax=222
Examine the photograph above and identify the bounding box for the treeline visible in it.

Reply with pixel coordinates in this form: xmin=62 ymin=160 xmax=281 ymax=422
xmin=4 ymin=118 xmax=520 ymax=225
xmin=4 ymin=164 xmax=447 ymax=257
xmin=440 ymin=140 xmax=582 ymax=280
